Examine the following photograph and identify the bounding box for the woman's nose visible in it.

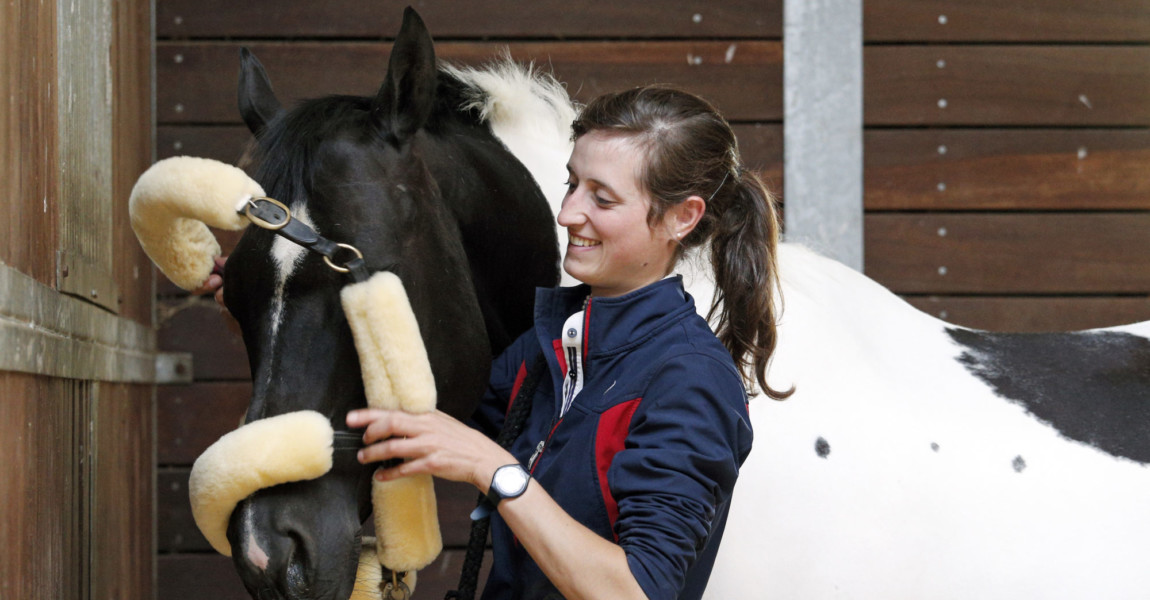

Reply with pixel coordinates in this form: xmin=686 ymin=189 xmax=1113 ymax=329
xmin=556 ymin=194 xmax=584 ymax=227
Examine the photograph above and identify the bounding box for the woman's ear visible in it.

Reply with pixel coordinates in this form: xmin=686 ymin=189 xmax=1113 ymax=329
xmin=667 ymin=195 xmax=706 ymax=240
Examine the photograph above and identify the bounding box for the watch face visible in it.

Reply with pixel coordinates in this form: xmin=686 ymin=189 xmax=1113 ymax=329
xmin=493 ymin=465 xmax=529 ymax=496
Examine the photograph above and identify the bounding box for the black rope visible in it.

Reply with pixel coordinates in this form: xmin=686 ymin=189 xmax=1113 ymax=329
xmin=445 ymin=353 xmax=547 ymax=600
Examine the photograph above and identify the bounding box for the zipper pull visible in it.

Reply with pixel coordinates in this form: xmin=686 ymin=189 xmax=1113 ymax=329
xmin=527 ymin=440 xmax=546 ymax=471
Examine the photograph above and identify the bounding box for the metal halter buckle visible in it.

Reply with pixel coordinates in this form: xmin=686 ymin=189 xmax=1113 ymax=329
xmin=323 ymin=243 xmax=364 ymax=274
xmin=244 ymin=197 xmax=291 ymax=231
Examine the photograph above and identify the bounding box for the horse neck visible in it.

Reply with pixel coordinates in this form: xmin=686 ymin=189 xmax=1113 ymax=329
xmin=417 ymin=121 xmax=560 ymax=352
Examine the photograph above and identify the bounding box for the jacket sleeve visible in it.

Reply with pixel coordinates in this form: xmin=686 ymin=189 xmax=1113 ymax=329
xmin=468 ymin=328 xmax=538 ymax=439
xmin=611 ymin=352 xmax=752 ymax=600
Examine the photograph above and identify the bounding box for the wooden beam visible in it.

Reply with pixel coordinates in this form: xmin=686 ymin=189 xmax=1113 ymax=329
xmin=904 ymin=295 xmax=1150 ymax=333
xmin=866 ymin=46 xmax=1150 ymax=126
xmin=866 ymin=129 xmax=1150 ymax=211
xmin=156 ymin=41 xmax=783 ymax=124
xmin=865 ymin=0 xmax=1150 ymax=42
xmin=865 ymin=213 xmax=1150 ymax=294
xmin=156 ymin=0 xmax=781 ymax=40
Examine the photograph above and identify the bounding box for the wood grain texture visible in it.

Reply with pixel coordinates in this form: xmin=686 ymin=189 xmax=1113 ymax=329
xmin=865 ymin=46 xmax=1150 ymax=126
xmin=905 ymin=295 xmax=1150 ymax=332
xmin=1 ymin=0 xmax=58 ymax=286
xmin=157 ymin=0 xmax=781 ymax=39
xmin=157 ymin=382 xmax=251 ymax=464
xmin=865 ymin=213 xmax=1150 ymax=294
xmin=157 ymin=298 xmax=250 ymax=380
xmin=0 ymin=374 xmax=87 ymax=600
xmin=112 ymin=0 xmax=157 ymax=325
xmin=865 ymin=0 xmax=1150 ymax=42
xmin=866 ymin=129 xmax=1150 ymax=211
xmin=91 ymin=382 xmax=155 ymax=600
xmin=156 ymin=41 xmax=782 ymax=124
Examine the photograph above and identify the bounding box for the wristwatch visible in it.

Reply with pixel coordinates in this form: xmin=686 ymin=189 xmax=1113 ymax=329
xmin=470 ymin=464 xmax=531 ymax=520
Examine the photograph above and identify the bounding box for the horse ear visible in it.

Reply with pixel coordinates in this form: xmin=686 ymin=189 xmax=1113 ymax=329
xmin=373 ymin=7 xmax=437 ymax=142
xmin=238 ymin=47 xmax=283 ymax=136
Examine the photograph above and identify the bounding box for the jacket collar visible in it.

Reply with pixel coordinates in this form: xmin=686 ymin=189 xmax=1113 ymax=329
xmin=533 ymin=276 xmax=697 ymax=359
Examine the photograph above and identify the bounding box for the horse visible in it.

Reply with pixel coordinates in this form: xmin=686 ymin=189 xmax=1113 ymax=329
xmin=704 ymin=245 xmax=1150 ymax=599
xmin=218 ymin=9 xmax=564 ymax=599
xmin=215 ymin=7 xmax=1150 ymax=599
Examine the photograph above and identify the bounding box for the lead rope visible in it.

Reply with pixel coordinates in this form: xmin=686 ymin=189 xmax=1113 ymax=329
xmin=445 ymin=353 xmax=548 ymax=600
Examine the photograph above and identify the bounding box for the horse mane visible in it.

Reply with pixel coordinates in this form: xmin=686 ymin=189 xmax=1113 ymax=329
xmin=440 ymin=57 xmax=578 ymax=264
xmin=248 ymin=96 xmax=374 ymax=207
xmin=441 ymin=56 xmax=577 ymax=148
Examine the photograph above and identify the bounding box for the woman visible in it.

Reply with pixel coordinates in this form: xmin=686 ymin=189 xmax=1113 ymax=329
xmin=347 ymin=86 xmax=789 ymax=600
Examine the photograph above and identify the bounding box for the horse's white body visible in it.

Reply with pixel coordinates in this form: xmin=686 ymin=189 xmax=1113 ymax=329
xmin=455 ymin=63 xmax=1150 ymax=599
xmin=707 ymin=246 xmax=1150 ymax=599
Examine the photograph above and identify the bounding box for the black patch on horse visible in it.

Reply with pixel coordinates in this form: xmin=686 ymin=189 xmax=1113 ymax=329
xmin=947 ymin=328 xmax=1150 ymax=464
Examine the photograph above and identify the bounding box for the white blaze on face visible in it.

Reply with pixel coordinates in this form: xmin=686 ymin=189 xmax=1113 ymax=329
xmin=241 ymin=504 xmax=270 ymax=572
xmin=267 ymin=204 xmax=312 ymax=340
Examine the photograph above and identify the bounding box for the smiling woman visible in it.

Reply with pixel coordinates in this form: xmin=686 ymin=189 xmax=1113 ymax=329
xmin=352 ymin=84 xmax=789 ymax=600
xmin=559 ymin=131 xmax=703 ymax=298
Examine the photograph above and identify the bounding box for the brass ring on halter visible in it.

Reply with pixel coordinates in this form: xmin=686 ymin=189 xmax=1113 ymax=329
xmin=382 ymin=570 xmax=411 ymax=600
xmin=245 ymin=197 xmax=291 ymax=231
xmin=323 ymin=243 xmax=364 ymax=273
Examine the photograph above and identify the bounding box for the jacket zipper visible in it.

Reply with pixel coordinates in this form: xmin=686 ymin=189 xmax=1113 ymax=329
xmin=528 ymin=296 xmax=592 ymax=474
xmin=528 ymin=419 xmax=562 ymax=474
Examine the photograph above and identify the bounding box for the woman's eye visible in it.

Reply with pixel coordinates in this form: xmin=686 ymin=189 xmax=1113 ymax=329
xmin=563 ymin=180 xmax=576 ymax=193
xmin=594 ymin=195 xmax=613 ymax=207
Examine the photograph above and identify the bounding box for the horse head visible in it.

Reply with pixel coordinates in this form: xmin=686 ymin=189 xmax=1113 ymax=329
xmin=218 ymin=9 xmax=559 ymax=599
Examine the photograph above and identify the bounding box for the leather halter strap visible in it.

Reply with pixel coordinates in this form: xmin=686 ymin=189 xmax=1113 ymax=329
xmin=242 ymin=196 xmax=373 ymax=283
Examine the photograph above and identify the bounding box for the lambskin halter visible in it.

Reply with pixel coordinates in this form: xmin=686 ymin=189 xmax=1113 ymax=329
xmin=239 ymin=196 xmax=413 ymax=600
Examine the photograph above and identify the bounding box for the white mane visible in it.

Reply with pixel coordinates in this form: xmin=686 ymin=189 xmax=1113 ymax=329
xmin=442 ymin=58 xmax=580 ymax=285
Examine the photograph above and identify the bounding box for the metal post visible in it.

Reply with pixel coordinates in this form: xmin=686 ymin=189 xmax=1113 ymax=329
xmin=783 ymin=0 xmax=864 ymax=270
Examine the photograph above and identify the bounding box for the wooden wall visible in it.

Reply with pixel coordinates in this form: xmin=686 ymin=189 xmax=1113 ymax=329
xmin=864 ymin=1 xmax=1150 ymax=330
xmin=1 ymin=0 xmax=155 ymax=598
xmin=152 ymin=1 xmax=1149 ymax=598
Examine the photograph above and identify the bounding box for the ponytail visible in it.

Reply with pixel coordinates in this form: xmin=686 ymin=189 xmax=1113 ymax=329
xmin=707 ymin=171 xmax=792 ymax=400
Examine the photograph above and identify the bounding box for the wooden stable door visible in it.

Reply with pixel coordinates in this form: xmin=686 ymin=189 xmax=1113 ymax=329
xmin=1 ymin=0 xmax=156 ymax=598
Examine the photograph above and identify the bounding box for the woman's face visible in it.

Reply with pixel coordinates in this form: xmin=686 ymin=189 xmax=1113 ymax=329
xmin=557 ymin=132 xmax=679 ymax=297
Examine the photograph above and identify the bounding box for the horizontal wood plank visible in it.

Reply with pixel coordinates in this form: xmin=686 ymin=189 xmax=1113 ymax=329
xmin=865 ymin=0 xmax=1150 ymax=42
xmin=904 ymin=295 xmax=1150 ymax=333
xmin=158 ymin=554 xmax=248 ymax=600
xmin=157 ymin=41 xmax=782 ymax=124
xmin=157 ymin=298 xmax=249 ymax=380
xmin=157 ymin=126 xmax=254 ymax=167
xmin=155 ymin=123 xmax=783 ymax=187
xmin=865 ymin=46 xmax=1150 ymax=126
xmin=159 ymin=550 xmax=491 ymax=600
xmin=157 ymin=382 xmax=250 ymax=464
xmin=864 ymin=213 xmax=1150 ymax=294
xmin=866 ymin=129 xmax=1150 ymax=210
xmin=157 ymin=0 xmax=781 ymax=39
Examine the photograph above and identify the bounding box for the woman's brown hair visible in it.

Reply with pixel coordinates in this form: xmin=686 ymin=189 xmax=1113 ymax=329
xmin=572 ymin=86 xmax=792 ymax=400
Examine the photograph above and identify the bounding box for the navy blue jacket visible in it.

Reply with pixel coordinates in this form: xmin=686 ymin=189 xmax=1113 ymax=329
xmin=472 ymin=277 xmax=753 ymax=600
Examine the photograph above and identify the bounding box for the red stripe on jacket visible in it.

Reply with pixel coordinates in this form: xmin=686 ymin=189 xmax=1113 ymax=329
xmin=505 ymin=360 xmax=528 ymax=418
xmin=595 ymin=397 xmax=642 ymax=540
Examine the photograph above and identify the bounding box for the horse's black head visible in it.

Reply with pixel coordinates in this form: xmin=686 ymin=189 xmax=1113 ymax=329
xmin=216 ymin=8 xmax=561 ymax=599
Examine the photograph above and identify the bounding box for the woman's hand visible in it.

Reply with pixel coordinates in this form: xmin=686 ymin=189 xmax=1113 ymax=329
xmin=347 ymin=409 xmax=515 ymax=492
xmin=188 ymin=255 xmax=228 ymax=309
xmin=347 ymin=408 xmax=648 ymax=600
